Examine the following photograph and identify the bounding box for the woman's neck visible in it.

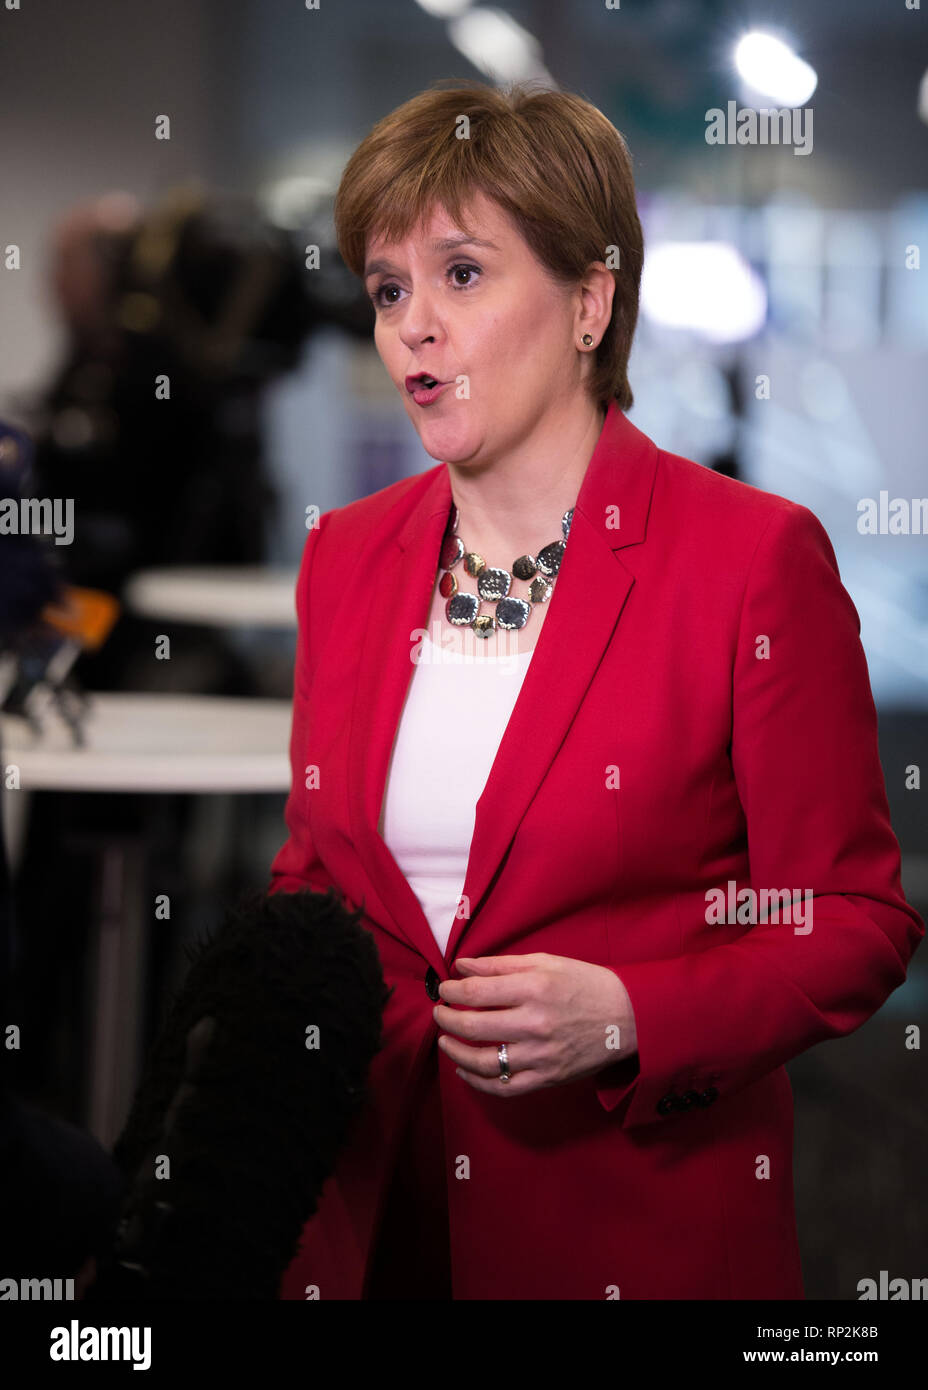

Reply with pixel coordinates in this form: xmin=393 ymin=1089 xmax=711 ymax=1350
xmin=445 ymin=398 xmax=606 ymax=556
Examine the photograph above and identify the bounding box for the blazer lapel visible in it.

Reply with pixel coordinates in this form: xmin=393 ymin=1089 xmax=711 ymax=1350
xmin=347 ymin=403 xmax=659 ymax=970
xmin=347 ymin=469 xmax=454 ymax=974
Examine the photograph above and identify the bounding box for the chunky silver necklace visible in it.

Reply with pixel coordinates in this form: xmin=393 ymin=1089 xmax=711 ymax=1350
xmin=438 ymin=503 xmax=574 ymax=637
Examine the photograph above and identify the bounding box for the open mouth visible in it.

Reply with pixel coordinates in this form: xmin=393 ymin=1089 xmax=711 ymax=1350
xmin=406 ymin=372 xmax=443 ymax=392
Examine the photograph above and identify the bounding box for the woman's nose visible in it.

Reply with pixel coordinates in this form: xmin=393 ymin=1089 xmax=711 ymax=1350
xmin=398 ymin=283 xmax=443 ymax=349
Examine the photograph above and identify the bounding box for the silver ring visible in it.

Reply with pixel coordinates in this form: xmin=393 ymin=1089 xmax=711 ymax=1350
xmin=498 ymin=1042 xmax=511 ymax=1084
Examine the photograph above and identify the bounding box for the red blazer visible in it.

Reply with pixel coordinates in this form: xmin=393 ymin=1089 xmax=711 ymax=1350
xmin=269 ymin=401 xmax=924 ymax=1299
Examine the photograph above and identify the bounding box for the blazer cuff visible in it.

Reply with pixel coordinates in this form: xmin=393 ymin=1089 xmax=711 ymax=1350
xmin=594 ymin=958 xmax=723 ymax=1128
xmin=593 ymin=1051 xmax=641 ymax=1115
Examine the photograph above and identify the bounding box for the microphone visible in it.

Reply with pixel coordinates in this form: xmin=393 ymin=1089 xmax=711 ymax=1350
xmin=85 ymin=886 xmax=390 ymax=1300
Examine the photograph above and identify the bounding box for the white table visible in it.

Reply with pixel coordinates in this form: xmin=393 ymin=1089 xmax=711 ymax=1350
xmin=123 ymin=567 xmax=299 ymax=628
xmin=1 ymin=692 xmax=293 ymax=1147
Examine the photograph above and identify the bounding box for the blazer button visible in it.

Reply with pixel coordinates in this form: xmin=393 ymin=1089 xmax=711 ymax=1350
xmin=425 ymin=966 xmax=442 ymax=1002
xmin=656 ymin=1095 xmax=677 ymax=1116
xmin=681 ymin=1090 xmax=701 ymax=1110
xmin=700 ymin=1086 xmax=719 ymax=1106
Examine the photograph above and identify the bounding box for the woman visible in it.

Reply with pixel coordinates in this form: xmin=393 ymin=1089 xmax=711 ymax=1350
xmin=269 ymin=80 xmax=924 ymax=1300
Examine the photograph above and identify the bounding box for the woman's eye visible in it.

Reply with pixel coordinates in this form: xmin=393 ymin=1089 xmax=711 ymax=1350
xmin=450 ymin=262 xmax=480 ymax=287
xmin=372 ymin=284 xmax=401 ymax=307
xmin=370 ymin=262 xmax=481 ymax=308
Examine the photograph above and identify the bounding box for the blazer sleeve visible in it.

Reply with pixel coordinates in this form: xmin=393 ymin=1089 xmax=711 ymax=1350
xmin=267 ymin=510 xmax=340 ymax=898
xmin=594 ymin=501 xmax=925 ymax=1127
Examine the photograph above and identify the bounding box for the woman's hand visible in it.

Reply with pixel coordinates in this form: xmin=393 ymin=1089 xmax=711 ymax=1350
xmin=433 ymin=952 xmax=638 ymax=1096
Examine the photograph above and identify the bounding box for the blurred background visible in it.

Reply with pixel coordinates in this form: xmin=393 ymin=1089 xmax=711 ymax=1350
xmin=0 ymin=0 xmax=925 ymax=1299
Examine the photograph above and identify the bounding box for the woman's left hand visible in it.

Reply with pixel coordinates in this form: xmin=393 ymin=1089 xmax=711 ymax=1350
xmin=433 ymin=952 xmax=638 ymax=1096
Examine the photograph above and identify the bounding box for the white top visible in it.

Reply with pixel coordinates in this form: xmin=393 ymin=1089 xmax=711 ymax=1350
xmin=380 ymin=629 xmax=535 ymax=955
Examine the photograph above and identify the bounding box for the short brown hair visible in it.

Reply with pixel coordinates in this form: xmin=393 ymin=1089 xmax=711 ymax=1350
xmin=334 ymin=79 xmax=644 ymax=412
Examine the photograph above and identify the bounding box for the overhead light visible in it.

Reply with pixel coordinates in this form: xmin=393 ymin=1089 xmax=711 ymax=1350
xmin=415 ymin=0 xmax=471 ymax=15
xmin=449 ymin=8 xmax=553 ymax=85
xmin=734 ymin=31 xmax=817 ymax=107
